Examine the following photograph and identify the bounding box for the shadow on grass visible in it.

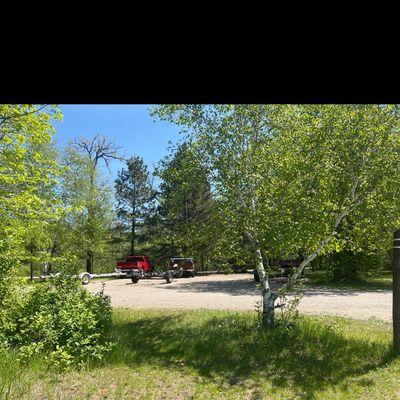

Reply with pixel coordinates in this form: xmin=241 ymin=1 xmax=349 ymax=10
xmin=104 ymin=311 xmax=393 ymax=398
xmin=307 ymin=277 xmax=392 ymax=292
xmin=301 ymin=286 xmax=391 ymax=296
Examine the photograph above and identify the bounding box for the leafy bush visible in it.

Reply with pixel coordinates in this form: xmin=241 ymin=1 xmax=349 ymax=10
xmin=312 ymin=249 xmax=391 ymax=281
xmin=0 ymin=271 xmax=113 ymax=369
xmin=0 ymin=252 xmax=15 ymax=309
xmin=0 ymin=251 xmax=25 ymax=352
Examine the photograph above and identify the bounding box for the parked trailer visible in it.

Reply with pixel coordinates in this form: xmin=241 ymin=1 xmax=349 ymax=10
xmin=116 ymin=255 xmax=196 ymax=284
xmin=129 ymin=257 xmax=196 ymax=284
xmin=168 ymin=257 xmax=195 ymax=278
xmin=115 ymin=255 xmax=174 ymax=284
xmin=128 ymin=269 xmax=174 ymax=284
xmin=78 ymin=271 xmax=129 ymax=285
xmin=32 ymin=272 xmax=128 ymax=285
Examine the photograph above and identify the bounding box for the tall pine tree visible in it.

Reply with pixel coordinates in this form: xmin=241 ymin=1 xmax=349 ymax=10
xmin=115 ymin=156 xmax=154 ymax=255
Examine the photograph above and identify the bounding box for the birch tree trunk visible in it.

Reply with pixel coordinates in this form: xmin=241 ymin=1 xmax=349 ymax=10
xmin=252 ymin=239 xmax=278 ymax=326
xmin=246 ymin=195 xmax=278 ymax=326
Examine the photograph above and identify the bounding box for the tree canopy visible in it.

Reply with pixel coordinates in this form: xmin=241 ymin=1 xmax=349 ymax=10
xmin=152 ymin=104 xmax=400 ymax=324
xmin=2 ymin=103 xmax=400 ymax=327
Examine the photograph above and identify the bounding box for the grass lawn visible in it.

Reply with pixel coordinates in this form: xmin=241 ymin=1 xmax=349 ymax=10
xmin=305 ymin=270 xmax=393 ymax=291
xmin=1 ymin=309 xmax=399 ymax=399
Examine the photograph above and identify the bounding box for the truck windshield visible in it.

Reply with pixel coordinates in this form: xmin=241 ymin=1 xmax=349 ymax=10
xmin=127 ymin=257 xmax=144 ymax=262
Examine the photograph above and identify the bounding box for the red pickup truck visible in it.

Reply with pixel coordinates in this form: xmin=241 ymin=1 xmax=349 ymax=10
xmin=117 ymin=255 xmax=175 ymax=283
xmin=115 ymin=255 xmax=196 ymax=284
xmin=116 ymin=255 xmax=152 ymax=274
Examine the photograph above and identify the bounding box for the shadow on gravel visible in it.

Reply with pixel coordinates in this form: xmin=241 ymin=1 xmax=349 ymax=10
xmin=106 ymin=311 xmax=393 ymax=398
xmin=157 ymin=278 xmax=261 ymax=296
xmin=154 ymin=277 xmax=387 ymax=298
xmin=124 ymin=278 xmax=168 ymax=286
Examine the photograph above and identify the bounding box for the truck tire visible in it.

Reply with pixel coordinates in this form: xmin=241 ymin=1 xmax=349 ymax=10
xmin=165 ymin=271 xmax=173 ymax=284
xmin=81 ymin=273 xmax=91 ymax=285
xmin=131 ymin=276 xmax=139 ymax=284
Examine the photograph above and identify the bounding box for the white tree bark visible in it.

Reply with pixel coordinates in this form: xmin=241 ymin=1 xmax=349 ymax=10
xmin=252 ymin=242 xmax=278 ymax=326
xmin=240 ymin=194 xmax=278 ymax=326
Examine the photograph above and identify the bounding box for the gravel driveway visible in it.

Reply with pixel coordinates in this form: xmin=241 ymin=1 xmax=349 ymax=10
xmin=87 ymin=273 xmax=392 ymax=322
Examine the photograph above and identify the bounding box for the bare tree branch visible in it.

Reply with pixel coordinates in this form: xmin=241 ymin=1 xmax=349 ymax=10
xmin=72 ymin=134 xmax=123 ymax=173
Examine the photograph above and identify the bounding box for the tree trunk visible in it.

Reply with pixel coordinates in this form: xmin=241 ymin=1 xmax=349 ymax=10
xmin=393 ymin=229 xmax=400 ymax=354
xmin=254 ymin=246 xmax=277 ymax=327
xmin=283 ymin=234 xmax=333 ymax=294
xmin=131 ymin=214 xmax=135 ymax=255
xmin=86 ymin=250 xmax=93 ymax=274
xmin=29 ymin=244 xmax=34 ymax=281
xmin=285 ymin=207 xmax=354 ymax=292
xmin=47 ymin=243 xmax=57 ymax=275
xmin=245 ymin=196 xmax=277 ymax=326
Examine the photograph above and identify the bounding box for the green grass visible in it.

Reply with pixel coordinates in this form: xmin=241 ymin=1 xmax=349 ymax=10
xmin=1 ymin=309 xmax=399 ymax=399
xmin=306 ymin=270 xmax=393 ymax=291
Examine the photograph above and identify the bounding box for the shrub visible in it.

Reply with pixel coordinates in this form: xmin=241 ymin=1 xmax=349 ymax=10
xmin=0 ymin=251 xmax=24 ymax=353
xmin=0 ymin=271 xmax=113 ymax=369
xmin=314 ymin=249 xmax=391 ymax=281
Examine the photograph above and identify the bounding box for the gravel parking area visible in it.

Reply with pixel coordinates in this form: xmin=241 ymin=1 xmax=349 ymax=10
xmin=87 ymin=273 xmax=392 ymax=322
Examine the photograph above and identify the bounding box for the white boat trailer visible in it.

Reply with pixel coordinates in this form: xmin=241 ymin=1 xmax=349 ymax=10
xmin=78 ymin=271 xmax=129 ymax=285
xmin=34 ymin=271 xmax=130 ymax=285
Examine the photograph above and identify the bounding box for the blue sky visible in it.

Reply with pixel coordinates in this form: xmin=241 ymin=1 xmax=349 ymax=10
xmin=52 ymin=105 xmax=182 ymax=186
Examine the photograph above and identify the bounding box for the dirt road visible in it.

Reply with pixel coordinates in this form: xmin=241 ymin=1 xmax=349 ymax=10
xmin=87 ymin=273 xmax=392 ymax=322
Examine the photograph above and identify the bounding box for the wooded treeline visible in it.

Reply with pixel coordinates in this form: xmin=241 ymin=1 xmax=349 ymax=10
xmin=2 ymin=104 xmax=399 ymax=287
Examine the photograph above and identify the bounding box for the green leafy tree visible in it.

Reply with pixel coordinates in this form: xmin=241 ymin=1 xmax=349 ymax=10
xmin=0 ymin=104 xmax=62 ymax=352
xmin=18 ymin=141 xmax=63 ymax=279
xmin=155 ymin=142 xmax=219 ymax=269
xmin=152 ymin=104 xmax=400 ymax=326
xmin=267 ymin=105 xmax=400 ymax=289
xmin=0 ymin=106 xmax=61 ymax=238
xmin=0 ymin=107 xmax=115 ymax=368
xmin=0 ymin=104 xmax=62 ymax=266
xmin=152 ymin=105 xmax=280 ymax=324
xmin=63 ymin=135 xmax=119 ymax=273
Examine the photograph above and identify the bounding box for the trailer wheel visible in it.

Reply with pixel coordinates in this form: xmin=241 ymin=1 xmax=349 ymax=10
xmin=190 ymin=271 xmax=195 ymax=278
xmin=165 ymin=271 xmax=173 ymax=284
xmin=81 ymin=273 xmax=91 ymax=285
xmin=131 ymin=276 xmax=139 ymax=284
